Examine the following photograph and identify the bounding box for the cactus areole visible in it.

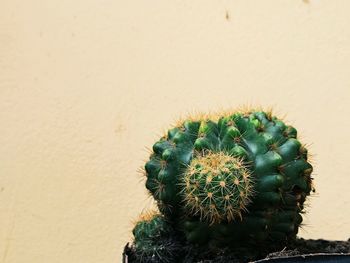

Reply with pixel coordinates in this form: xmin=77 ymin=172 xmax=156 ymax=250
xmin=142 ymin=110 xmax=314 ymax=247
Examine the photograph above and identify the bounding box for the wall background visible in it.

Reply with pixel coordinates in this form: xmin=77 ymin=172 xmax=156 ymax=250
xmin=1 ymin=1 xmax=350 ymax=262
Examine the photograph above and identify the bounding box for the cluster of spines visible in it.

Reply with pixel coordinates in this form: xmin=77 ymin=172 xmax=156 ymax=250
xmin=181 ymin=151 xmax=253 ymax=224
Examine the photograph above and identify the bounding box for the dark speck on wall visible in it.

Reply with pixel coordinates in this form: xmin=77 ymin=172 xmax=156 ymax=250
xmin=115 ymin=123 xmax=126 ymax=135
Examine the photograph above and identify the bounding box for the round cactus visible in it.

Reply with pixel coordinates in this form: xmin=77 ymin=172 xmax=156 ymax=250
xmin=182 ymin=151 xmax=253 ymax=224
xmin=132 ymin=212 xmax=180 ymax=262
xmin=144 ymin=109 xmax=314 ymax=246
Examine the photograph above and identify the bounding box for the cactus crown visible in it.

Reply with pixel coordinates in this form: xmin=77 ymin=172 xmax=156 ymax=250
xmin=182 ymin=151 xmax=253 ymax=224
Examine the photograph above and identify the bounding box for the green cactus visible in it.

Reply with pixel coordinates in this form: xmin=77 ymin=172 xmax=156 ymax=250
xmin=132 ymin=212 xmax=180 ymax=262
xmin=181 ymin=151 xmax=253 ymax=224
xmin=143 ymin=109 xmax=314 ymax=247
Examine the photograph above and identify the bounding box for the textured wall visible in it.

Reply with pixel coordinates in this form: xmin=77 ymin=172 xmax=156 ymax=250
xmin=1 ymin=1 xmax=350 ymax=262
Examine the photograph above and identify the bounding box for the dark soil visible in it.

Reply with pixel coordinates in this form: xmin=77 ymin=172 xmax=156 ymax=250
xmin=123 ymin=238 xmax=350 ymax=263
xmin=266 ymin=238 xmax=350 ymax=256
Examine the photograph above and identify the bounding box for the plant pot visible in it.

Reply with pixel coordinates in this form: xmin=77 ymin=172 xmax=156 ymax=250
xmin=123 ymin=238 xmax=350 ymax=263
xmin=254 ymin=253 xmax=350 ymax=262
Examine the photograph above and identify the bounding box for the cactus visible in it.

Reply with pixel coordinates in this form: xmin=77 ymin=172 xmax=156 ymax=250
xmin=181 ymin=151 xmax=253 ymax=224
xmin=134 ymin=109 xmax=314 ymax=256
xmin=132 ymin=212 xmax=180 ymax=262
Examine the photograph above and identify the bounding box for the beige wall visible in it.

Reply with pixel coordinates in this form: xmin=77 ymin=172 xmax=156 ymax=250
xmin=1 ymin=1 xmax=350 ymax=262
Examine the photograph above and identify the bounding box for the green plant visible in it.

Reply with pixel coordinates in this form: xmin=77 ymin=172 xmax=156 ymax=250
xmin=143 ymin=109 xmax=314 ymax=247
xmin=181 ymin=151 xmax=253 ymax=224
xmin=132 ymin=212 xmax=179 ymax=262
